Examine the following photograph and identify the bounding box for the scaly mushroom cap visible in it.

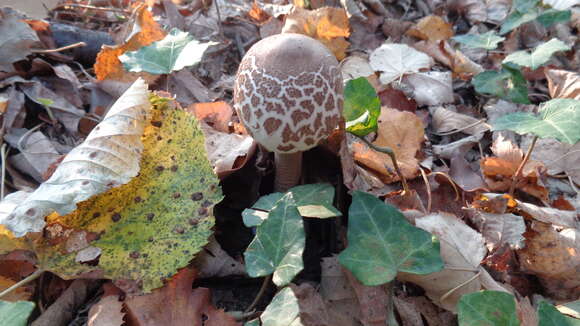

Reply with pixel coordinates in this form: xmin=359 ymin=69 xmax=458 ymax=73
xmin=233 ymin=33 xmax=343 ymax=154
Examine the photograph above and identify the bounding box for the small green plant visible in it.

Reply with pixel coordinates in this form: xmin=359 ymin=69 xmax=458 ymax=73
xmin=500 ymin=0 xmax=571 ymax=35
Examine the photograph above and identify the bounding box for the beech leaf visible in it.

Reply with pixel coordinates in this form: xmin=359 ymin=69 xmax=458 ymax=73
xmin=369 ymin=43 xmax=433 ymax=85
xmin=492 ymin=98 xmax=580 ymax=144
xmin=0 ymin=79 xmax=150 ymax=237
xmin=338 ymin=191 xmax=443 ymax=286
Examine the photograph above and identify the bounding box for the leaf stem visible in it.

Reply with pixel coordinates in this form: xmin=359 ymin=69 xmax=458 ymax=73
xmin=357 ymin=136 xmax=410 ymax=194
xmin=245 ymin=274 xmax=272 ymax=313
xmin=0 ymin=269 xmax=43 ymax=300
xmin=509 ymin=136 xmax=538 ymax=196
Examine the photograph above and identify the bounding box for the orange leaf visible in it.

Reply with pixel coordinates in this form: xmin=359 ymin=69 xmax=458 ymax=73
xmin=406 ymin=15 xmax=454 ymax=42
xmin=282 ymin=7 xmax=350 ymax=60
xmin=94 ymin=4 xmax=166 ymax=82
xmin=353 ymin=109 xmax=424 ymax=183
xmin=187 ymin=101 xmax=233 ymax=133
xmin=248 ymin=1 xmax=270 ymax=24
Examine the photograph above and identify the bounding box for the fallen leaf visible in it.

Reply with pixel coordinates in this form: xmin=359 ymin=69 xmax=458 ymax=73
xmin=291 ymin=283 xmax=331 ymax=326
xmin=0 ymin=8 xmax=41 ymax=72
xmin=452 ymin=31 xmax=505 ymax=50
xmin=399 ymin=213 xmax=511 ymax=312
xmin=4 ymin=128 xmax=61 ymax=183
xmin=124 ymin=267 xmax=239 ymax=326
xmin=430 ymin=106 xmax=490 ymax=135
xmin=188 ymin=101 xmax=233 ymax=133
xmin=88 ymin=283 xmax=124 ymax=326
xmin=0 ymin=276 xmax=33 ymax=302
xmin=480 ymin=135 xmax=548 ymax=201
xmin=353 ymin=108 xmax=425 ymax=183
xmin=192 ymin=235 xmax=245 ymax=278
xmin=0 ymin=79 xmax=150 ymax=237
xmin=94 ymin=4 xmax=166 ymax=82
xmin=527 ymin=137 xmax=580 ymax=185
xmin=402 ymin=71 xmax=454 ymax=106
xmin=343 ymin=268 xmax=390 ymax=326
xmin=449 ymin=156 xmax=488 ymax=192
xmin=545 ymin=68 xmax=580 ymax=100
xmin=369 ymin=43 xmax=433 ymax=85
xmin=201 ymin=123 xmax=256 ymax=179
xmin=406 ymin=15 xmax=454 ymax=42
xmin=282 ymin=7 xmax=350 ymax=60
xmin=516 ymin=200 xmax=578 ymax=229
xmin=518 ymin=221 xmax=580 ymax=300
xmin=468 ymin=209 xmax=526 ymax=251
xmin=413 ymin=41 xmax=484 ymax=77
xmin=448 ymin=0 xmax=487 ymax=24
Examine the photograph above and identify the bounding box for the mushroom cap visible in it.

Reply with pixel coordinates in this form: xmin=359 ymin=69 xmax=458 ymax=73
xmin=233 ymin=33 xmax=343 ymax=153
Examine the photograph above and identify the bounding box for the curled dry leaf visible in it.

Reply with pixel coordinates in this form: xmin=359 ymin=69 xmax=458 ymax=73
xmin=545 ymin=68 xmax=580 ymax=100
xmin=399 ymin=212 xmax=511 ymax=312
xmin=402 ymin=71 xmax=454 ymax=106
xmin=282 ymin=6 xmax=350 ymax=60
xmin=352 ymin=108 xmax=425 ymax=184
xmin=413 ymin=41 xmax=484 ymax=77
xmin=4 ymin=128 xmax=61 ymax=183
xmin=466 ymin=208 xmax=526 ymax=251
xmin=192 ymin=235 xmax=245 ymax=278
xmin=449 ymin=156 xmax=488 ymax=192
xmin=370 ymin=43 xmax=433 ymax=85
xmin=0 ymin=79 xmax=150 ymax=237
xmin=406 ymin=15 xmax=454 ymax=42
xmin=0 ymin=8 xmax=41 ymax=72
xmin=340 ymin=55 xmax=375 ymax=82
xmin=480 ymin=135 xmax=548 ymax=201
xmin=94 ymin=5 xmax=166 ymax=83
xmin=431 ymin=106 xmax=490 ymax=135
xmin=516 ymin=200 xmax=578 ymax=229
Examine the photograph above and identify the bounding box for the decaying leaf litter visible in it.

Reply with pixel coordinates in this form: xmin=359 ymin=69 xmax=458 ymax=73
xmin=0 ymin=0 xmax=579 ymax=325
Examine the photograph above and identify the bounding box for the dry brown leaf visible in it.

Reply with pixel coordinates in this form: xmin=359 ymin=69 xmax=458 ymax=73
xmin=344 ymin=268 xmax=390 ymax=326
xmin=516 ymin=297 xmax=539 ymax=326
xmin=399 ymin=212 xmax=512 ymax=312
xmin=449 ymin=156 xmax=488 ymax=192
xmin=402 ymin=71 xmax=454 ymax=106
xmin=431 ymin=106 xmax=489 ymax=135
xmin=545 ymin=68 xmax=580 ymax=100
xmin=88 ymin=283 xmax=125 ymax=326
xmin=187 ymin=101 xmax=233 ymax=133
xmin=526 ymin=137 xmax=580 ymax=186
xmin=414 ymin=41 xmax=484 ymax=78
xmin=192 ymin=235 xmax=246 ymax=278
xmin=480 ymin=135 xmax=548 ymax=201
xmin=448 ymin=0 xmax=487 ymax=24
xmin=406 ymin=15 xmax=454 ymax=42
xmin=518 ymin=221 xmax=580 ymax=300
xmin=291 ymin=283 xmax=331 ymax=326
xmin=124 ymin=267 xmax=239 ymax=326
xmin=516 ymin=200 xmax=578 ymax=229
xmin=0 ymin=275 xmax=33 ymax=301
xmin=94 ymin=4 xmax=166 ymax=82
xmin=353 ymin=109 xmax=424 ymax=184
xmin=282 ymin=7 xmax=350 ymax=60
xmin=248 ymin=1 xmax=271 ymax=24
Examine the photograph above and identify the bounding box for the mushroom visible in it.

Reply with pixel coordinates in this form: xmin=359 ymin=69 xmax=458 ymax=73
xmin=233 ymin=33 xmax=343 ymax=192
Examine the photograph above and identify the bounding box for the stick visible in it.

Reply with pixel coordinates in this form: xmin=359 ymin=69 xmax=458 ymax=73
xmin=0 ymin=270 xmax=43 ymax=300
xmin=509 ymin=136 xmax=538 ymax=196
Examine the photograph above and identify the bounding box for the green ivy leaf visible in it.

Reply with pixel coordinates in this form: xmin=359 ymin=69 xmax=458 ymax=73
xmin=503 ymin=38 xmax=571 ymax=70
xmin=492 ymin=98 xmax=580 ymax=144
xmin=0 ymin=301 xmax=35 ymax=326
xmin=244 ymin=193 xmax=305 ymax=287
xmin=343 ymin=77 xmax=381 ymax=137
xmin=458 ymin=291 xmax=519 ymax=326
xmin=338 ymin=191 xmax=443 ymax=286
xmin=260 ymin=287 xmax=303 ymax=326
xmin=452 ymin=31 xmax=505 ymax=50
xmin=120 ymin=28 xmax=216 ymax=74
xmin=500 ymin=9 xmax=540 ymax=35
xmin=242 ymin=184 xmax=340 ymax=227
xmin=538 ymin=301 xmax=580 ymax=326
xmin=537 ymin=9 xmax=572 ymax=27
xmin=472 ymin=64 xmax=530 ymax=104
xmin=513 ymin=0 xmax=539 ymax=12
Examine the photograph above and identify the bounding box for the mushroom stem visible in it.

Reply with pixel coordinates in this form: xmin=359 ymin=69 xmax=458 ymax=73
xmin=274 ymin=152 xmax=303 ymax=192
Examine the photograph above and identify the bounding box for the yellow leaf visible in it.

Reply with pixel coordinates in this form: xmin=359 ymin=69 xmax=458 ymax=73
xmin=406 ymin=15 xmax=454 ymax=42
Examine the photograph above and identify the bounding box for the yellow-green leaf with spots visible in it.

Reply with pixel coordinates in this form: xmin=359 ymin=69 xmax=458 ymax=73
xmin=37 ymin=95 xmax=221 ymax=293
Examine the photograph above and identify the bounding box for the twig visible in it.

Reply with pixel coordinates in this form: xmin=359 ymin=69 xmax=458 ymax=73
xmin=31 ymin=42 xmax=87 ymax=54
xmin=17 ymin=123 xmax=45 ymax=153
xmin=52 ymin=3 xmax=131 ymax=14
xmin=419 ymin=167 xmax=431 ymax=213
xmin=0 ymin=270 xmax=43 ymax=300
xmin=440 ymin=270 xmax=481 ymax=303
xmin=245 ymin=275 xmax=272 ymax=313
xmin=214 ymin=0 xmax=225 ymax=40
xmin=357 ymin=136 xmax=410 ymax=194
xmin=0 ymin=144 xmax=6 ymax=200
xmin=429 ymin=171 xmax=460 ymax=201
xmin=509 ymin=135 xmax=538 ymax=196
xmin=433 ymin=119 xmax=488 ymax=136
